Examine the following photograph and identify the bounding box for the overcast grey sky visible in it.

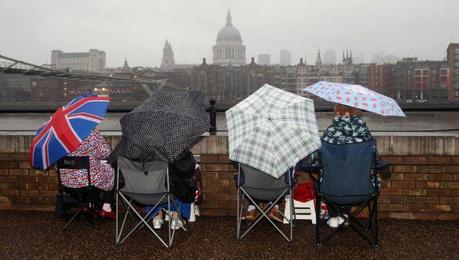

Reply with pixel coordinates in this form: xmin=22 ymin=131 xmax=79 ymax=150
xmin=1 ymin=0 xmax=458 ymax=67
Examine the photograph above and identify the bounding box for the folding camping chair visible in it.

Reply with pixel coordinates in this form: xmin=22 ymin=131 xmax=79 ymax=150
xmin=236 ymin=163 xmax=295 ymax=242
xmin=309 ymin=140 xmax=381 ymax=247
xmin=56 ymin=156 xmax=101 ymax=230
xmin=115 ymin=156 xmax=186 ymax=248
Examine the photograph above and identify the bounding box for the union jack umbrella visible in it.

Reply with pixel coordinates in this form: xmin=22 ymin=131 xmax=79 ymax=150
xmin=29 ymin=95 xmax=110 ymax=170
xmin=304 ymin=81 xmax=406 ymax=117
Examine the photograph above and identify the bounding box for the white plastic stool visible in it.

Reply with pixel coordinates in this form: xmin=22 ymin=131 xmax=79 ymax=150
xmin=283 ymin=195 xmax=316 ymax=224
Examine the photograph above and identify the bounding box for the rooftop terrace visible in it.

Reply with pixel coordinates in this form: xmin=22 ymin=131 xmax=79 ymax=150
xmin=0 ymin=112 xmax=458 ymax=258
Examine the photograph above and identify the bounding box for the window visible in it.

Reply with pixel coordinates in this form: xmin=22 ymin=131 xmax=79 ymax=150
xmin=455 ymin=48 xmax=459 ymax=54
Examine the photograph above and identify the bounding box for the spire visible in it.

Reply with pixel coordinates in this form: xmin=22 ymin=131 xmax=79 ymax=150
xmin=123 ymin=56 xmax=129 ymax=69
xmin=315 ymin=48 xmax=322 ymax=66
xmin=226 ymin=9 xmax=232 ymax=26
xmin=161 ymin=39 xmax=175 ymax=69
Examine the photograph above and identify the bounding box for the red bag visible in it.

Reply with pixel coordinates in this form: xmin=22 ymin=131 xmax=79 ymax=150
xmin=293 ymin=181 xmax=328 ymax=218
xmin=293 ymin=181 xmax=315 ymax=202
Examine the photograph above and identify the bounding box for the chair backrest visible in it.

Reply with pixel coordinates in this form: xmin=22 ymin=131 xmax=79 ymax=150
xmin=238 ymin=163 xmax=290 ymax=201
xmin=319 ymin=140 xmax=376 ymax=203
xmin=117 ymin=156 xmax=169 ymax=205
xmin=56 ymin=156 xmax=91 ymax=186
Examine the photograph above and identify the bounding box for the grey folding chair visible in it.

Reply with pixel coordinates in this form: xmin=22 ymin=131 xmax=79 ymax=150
xmin=115 ymin=156 xmax=186 ymax=248
xmin=236 ymin=163 xmax=295 ymax=242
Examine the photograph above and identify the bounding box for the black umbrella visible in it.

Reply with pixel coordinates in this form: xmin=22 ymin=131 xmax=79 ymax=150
xmin=120 ymin=88 xmax=209 ymax=162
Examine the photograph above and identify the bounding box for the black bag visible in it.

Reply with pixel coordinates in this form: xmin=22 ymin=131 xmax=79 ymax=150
xmin=170 ymin=177 xmax=196 ymax=203
xmin=170 ymin=150 xmax=195 ymax=179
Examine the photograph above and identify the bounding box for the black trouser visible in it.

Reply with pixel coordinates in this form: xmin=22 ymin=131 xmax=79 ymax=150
xmin=327 ymin=202 xmax=351 ymax=217
xmin=102 ymin=190 xmax=115 ymax=204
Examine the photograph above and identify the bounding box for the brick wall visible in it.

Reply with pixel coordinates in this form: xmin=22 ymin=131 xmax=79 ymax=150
xmin=377 ymin=156 xmax=459 ymax=220
xmin=0 ymin=134 xmax=458 ymax=220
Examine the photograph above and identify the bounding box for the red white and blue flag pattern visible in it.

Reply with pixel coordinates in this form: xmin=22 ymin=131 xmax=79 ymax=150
xmin=29 ymin=95 xmax=110 ymax=170
xmin=304 ymin=81 xmax=405 ymax=117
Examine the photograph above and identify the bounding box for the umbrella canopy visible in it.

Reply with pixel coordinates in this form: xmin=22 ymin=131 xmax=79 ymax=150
xmin=304 ymin=81 xmax=405 ymax=117
xmin=119 ymin=88 xmax=209 ymax=162
xmin=29 ymin=95 xmax=110 ymax=170
xmin=226 ymin=84 xmax=321 ymax=178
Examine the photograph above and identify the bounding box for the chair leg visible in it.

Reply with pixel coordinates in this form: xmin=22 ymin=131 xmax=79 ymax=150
xmin=115 ymin=191 xmax=120 ymax=244
xmin=289 ymin=190 xmax=294 ymax=242
xmin=315 ymin=197 xmax=322 ymax=247
xmin=236 ymin=189 xmax=242 ymax=240
xmin=63 ymin=206 xmax=83 ymax=230
xmin=168 ymin=194 xmax=171 ymax=247
xmin=367 ymin=202 xmax=373 ymax=230
xmin=117 ymin=193 xmax=169 ymax=247
xmin=373 ymin=198 xmax=379 ymax=247
xmin=238 ymin=188 xmax=290 ymax=242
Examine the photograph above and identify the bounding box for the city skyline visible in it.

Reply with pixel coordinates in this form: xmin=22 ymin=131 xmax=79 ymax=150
xmin=1 ymin=0 xmax=458 ymax=67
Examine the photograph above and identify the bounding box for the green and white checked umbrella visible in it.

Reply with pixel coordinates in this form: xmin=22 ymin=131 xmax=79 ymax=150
xmin=226 ymin=84 xmax=321 ymax=178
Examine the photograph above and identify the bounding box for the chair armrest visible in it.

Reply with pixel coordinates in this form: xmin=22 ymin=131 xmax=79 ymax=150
xmin=374 ymin=160 xmax=390 ymax=171
xmin=301 ymin=165 xmax=321 ymax=183
xmin=300 ymin=165 xmax=321 ymax=173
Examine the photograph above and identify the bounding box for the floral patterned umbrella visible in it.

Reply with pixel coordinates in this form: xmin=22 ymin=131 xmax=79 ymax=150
xmin=304 ymin=81 xmax=406 ymax=117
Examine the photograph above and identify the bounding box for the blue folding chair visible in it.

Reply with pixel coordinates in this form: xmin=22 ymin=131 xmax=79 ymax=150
xmin=308 ymin=140 xmax=382 ymax=247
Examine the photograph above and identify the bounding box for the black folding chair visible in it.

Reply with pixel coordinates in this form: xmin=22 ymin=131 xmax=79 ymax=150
xmin=56 ymin=156 xmax=101 ymax=230
xmin=236 ymin=163 xmax=295 ymax=242
xmin=115 ymin=156 xmax=186 ymax=248
xmin=308 ymin=140 xmax=383 ymax=247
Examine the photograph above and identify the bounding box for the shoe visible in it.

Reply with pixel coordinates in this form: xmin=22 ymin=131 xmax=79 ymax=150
xmin=153 ymin=218 xmax=164 ymax=229
xmin=99 ymin=209 xmax=115 ymax=220
xmin=171 ymin=219 xmax=184 ymax=230
xmin=327 ymin=216 xmax=348 ymax=228
xmin=268 ymin=208 xmax=283 ymax=223
xmin=327 ymin=217 xmax=339 ymax=228
xmin=244 ymin=209 xmax=257 ymax=222
xmin=339 ymin=215 xmax=350 ymax=226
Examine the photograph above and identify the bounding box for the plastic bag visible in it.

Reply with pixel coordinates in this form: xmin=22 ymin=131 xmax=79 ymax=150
xmin=293 ymin=181 xmax=315 ymax=202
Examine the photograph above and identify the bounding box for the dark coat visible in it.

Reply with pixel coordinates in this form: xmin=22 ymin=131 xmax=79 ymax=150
xmin=169 ymin=150 xmax=197 ymax=203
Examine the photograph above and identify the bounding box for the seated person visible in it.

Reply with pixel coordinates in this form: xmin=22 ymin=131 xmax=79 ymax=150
xmin=59 ymin=129 xmax=116 ymax=219
xmin=303 ymin=104 xmax=374 ymax=228
xmin=149 ymin=149 xmax=197 ymax=230
xmin=245 ymin=204 xmax=283 ymax=223
xmin=241 ymin=166 xmax=296 ymax=223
